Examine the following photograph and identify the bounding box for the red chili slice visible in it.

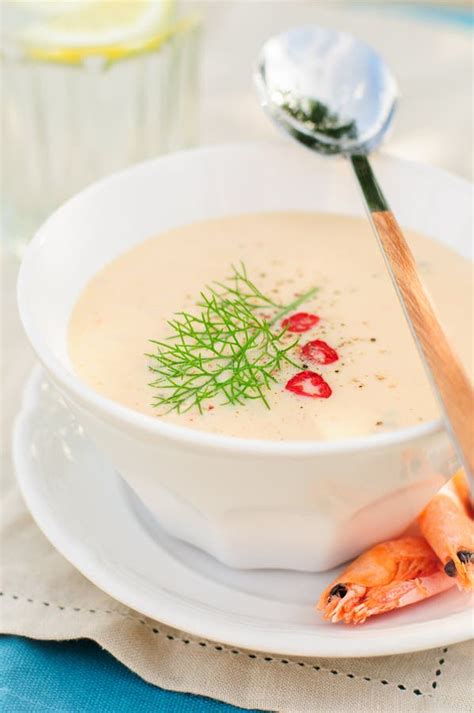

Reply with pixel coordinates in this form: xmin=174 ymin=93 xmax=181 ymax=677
xmin=285 ymin=371 xmax=332 ymax=398
xmin=301 ymin=339 xmax=339 ymax=365
xmin=282 ymin=312 xmax=320 ymax=333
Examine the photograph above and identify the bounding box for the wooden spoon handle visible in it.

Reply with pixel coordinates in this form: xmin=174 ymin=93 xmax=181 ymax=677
xmin=372 ymin=210 xmax=474 ymax=472
xmin=351 ymin=155 xmax=474 ymax=484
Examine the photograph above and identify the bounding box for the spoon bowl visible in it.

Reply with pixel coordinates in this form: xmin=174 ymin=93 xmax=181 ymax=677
xmin=255 ymin=26 xmax=398 ymax=155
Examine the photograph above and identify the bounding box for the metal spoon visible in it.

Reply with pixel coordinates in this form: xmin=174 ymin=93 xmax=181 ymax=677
xmin=255 ymin=25 xmax=474 ymax=487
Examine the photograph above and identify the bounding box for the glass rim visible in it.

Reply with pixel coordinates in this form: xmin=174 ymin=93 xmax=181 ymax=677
xmin=1 ymin=14 xmax=199 ymax=68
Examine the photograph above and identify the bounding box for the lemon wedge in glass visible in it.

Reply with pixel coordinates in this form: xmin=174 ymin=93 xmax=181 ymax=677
xmin=11 ymin=0 xmax=186 ymax=64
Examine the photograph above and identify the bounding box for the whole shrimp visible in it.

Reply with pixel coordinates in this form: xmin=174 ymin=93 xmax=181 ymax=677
xmin=318 ymin=470 xmax=474 ymax=624
xmin=418 ymin=469 xmax=474 ymax=591
xmin=317 ymin=536 xmax=454 ymax=625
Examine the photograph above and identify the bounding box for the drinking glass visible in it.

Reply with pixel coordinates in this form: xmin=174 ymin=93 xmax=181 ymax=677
xmin=1 ymin=2 xmax=199 ymax=256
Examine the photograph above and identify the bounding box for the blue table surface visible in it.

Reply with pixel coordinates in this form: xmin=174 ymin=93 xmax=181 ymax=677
xmin=3 ymin=6 xmax=471 ymax=712
xmin=0 ymin=637 xmax=260 ymax=713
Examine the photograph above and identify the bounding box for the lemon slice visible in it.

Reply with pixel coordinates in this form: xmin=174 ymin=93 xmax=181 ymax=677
xmin=18 ymin=0 xmax=180 ymax=64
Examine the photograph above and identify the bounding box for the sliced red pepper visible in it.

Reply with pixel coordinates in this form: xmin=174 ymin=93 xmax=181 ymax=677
xmin=301 ymin=339 xmax=339 ymax=365
xmin=282 ymin=312 xmax=320 ymax=333
xmin=285 ymin=371 xmax=332 ymax=398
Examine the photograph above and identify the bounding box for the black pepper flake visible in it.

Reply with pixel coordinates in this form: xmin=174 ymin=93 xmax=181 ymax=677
xmin=376 ymin=420 xmax=383 ymax=426
xmin=370 ymin=338 xmax=377 ymax=342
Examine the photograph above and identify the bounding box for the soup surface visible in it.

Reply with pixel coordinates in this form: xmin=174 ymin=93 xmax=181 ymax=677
xmin=69 ymin=212 xmax=473 ymax=441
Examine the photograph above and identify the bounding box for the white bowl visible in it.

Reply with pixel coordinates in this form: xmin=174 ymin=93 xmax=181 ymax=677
xmin=17 ymin=142 xmax=472 ymax=571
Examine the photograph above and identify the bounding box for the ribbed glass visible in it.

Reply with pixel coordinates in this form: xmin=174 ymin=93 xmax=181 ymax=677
xmin=1 ymin=24 xmax=199 ymax=256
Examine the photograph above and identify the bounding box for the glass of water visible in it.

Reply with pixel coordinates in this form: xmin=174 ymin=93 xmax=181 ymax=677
xmin=1 ymin=1 xmax=199 ymax=256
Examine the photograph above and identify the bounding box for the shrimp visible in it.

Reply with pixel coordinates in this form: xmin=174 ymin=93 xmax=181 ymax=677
xmin=418 ymin=469 xmax=474 ymax=591
xmin=317 ymin=536 xmax=455 ymax=625
xmin=451 ymin=468 xmax=473 ymax=516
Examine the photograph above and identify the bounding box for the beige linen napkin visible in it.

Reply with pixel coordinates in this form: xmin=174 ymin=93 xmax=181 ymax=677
xmin=2 ymin=255 xmax=474 ymax=712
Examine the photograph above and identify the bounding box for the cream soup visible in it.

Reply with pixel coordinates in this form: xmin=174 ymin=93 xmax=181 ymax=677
xmin=68 ymin=212 xmax=473 ymax=441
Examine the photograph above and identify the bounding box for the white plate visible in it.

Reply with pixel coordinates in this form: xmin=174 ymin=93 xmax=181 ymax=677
xmin=14 ymin=369 xmax=473 ymax=658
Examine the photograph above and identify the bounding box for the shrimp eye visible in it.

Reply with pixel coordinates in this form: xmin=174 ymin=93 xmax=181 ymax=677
xmin=444 ymin=560 xmax=457 ymax=577
xmin=329 ymin=584 xmax=348 ymax=599
xmin=457 ymin=550 xmax=474 ymax=564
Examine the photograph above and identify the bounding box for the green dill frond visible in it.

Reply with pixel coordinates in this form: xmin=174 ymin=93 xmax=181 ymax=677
xmin=148 ymin=264 xmax=317 ymax=414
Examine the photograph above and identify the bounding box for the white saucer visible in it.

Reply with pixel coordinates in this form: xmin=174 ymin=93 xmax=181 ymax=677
xmin=13 ymin=369 xmax=473 ymax=658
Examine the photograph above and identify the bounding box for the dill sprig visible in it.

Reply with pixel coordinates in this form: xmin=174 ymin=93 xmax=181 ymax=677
xmin=147 ymin=264 xmax=318 ymax=414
